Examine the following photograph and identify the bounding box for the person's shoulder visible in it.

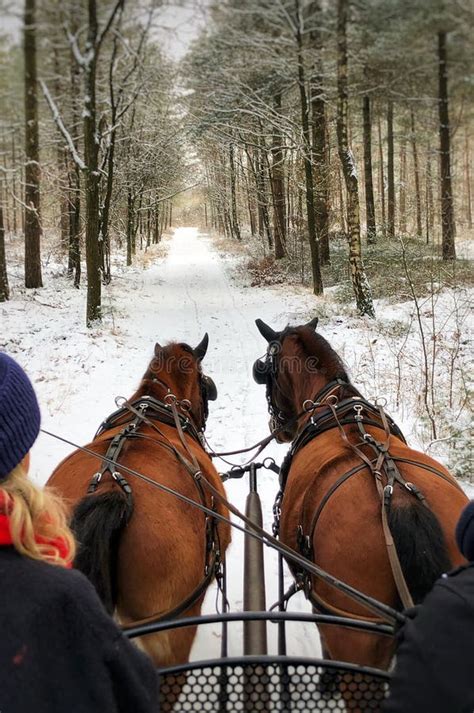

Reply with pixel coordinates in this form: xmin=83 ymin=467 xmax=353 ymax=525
xmin=2 ymin=547 xmax=95 ymax=595
xmin=426 ymin=563 xmax=474 ymax=609
xmin=0 ymin=548 xmax=119 ymax=639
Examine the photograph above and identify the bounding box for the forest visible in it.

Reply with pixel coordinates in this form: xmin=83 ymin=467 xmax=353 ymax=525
xmin=0 ymin=0 xmax=472 ymax=473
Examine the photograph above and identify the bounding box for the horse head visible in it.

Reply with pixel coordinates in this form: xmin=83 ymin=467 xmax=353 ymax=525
xmin=141 ymin=333 xmax=218 ymax=430
xmin=253 ymin=317 xmax=348 ymax=442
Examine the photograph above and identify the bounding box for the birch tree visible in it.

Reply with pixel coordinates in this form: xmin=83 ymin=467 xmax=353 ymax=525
xmin=336 ymin=0 xmax=375 ymax=317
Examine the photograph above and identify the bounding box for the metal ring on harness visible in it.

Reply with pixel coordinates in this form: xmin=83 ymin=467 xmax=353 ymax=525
xmin=164 ymin=393 xmax=177 ymax=405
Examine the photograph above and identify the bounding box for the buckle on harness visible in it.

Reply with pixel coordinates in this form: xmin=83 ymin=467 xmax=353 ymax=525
xmin=383 ymin=484 xmax=393 ymax=508
xmin=111 ymin=471 xmax=132 ymax=495
xmin=87 ymin=472 xmax=102 ymax=494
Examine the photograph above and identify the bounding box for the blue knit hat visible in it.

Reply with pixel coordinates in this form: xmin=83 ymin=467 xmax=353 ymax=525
xmin=0 ymin=353 xmax=41 ymax=480
xmin=456 ymin=501 xmax=474 ymax=562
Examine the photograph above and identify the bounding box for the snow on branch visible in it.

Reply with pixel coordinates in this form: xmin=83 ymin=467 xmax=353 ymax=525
xmin=65 ymin=27 xmax=87 ymax=68
xmin=39 ymin=80 xmax=86 ymax=171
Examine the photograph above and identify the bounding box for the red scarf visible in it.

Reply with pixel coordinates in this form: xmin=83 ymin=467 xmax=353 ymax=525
xmin=0 ymin=495 xmax=72 ymax=568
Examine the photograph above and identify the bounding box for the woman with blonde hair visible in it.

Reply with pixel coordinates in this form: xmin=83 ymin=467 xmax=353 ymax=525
xmin=0 ymin=352 xmax=157 ymax=713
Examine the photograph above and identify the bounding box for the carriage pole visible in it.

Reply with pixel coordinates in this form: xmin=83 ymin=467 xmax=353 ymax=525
xmin=243 ymin=463 xmax=268 ymax=655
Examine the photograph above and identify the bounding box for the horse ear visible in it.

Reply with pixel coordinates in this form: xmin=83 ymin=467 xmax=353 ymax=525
xmin=255 ymin=318 xmax=278 ymax=342
xmin=154 ymin=342 xmax=163 ymax=355
xmin=194 ymin=333 xmax=209 ymax=361
xmin=305 ymin=317 xmax=319 ymax=331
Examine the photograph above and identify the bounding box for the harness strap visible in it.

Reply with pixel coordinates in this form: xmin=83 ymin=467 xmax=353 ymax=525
xmin=327 ymin=403 xmax=414 ymax=609
xmin=87 ymin=395 xmax=221 ymax=630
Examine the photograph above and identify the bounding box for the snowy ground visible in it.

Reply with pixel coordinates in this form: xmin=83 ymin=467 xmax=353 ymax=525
xmin=1 ymin=226 xmax=472 ymax=661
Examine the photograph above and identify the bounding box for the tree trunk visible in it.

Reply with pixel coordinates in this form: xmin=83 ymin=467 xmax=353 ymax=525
xmin=466 ymin=129 xmax=472 ymax=230
xmin=68 ymin=47 xmax=81 ymax=288
xmin=24 ymin=0 xmax=43 ymax=288
xmin=378 ymin=116 xmax=386 ymax=232
xmin=387 ymin=100 xmax=395 ymax=239
xmin=11 ymin=133 xmax=18 ymax=235
xmin=295 ymin=0 xmax=323 ymax=295
xmin=126 ymin=190 xmax=134 ymax=265
xmin=253 ymin=145 xmax=272 ymax=249
xmin=336 ymin=0 xmax=374 ymax=317
xmin=438 ymin=31 xmax=456 ymax=259
xmin=337 ymin=167 xmax=346 ymax=235
xmin=243 ymin=158 xmax=256 ymax=236
xmin=83 ymin=0 xmax=101 ymax=324
xmin=310 ymin=2 xmax=330 ymax=264
xmin=229 ymin=143 xmax=241 ymax=240
xmin=398 ymin=140 xmax=407 ymax=235
xmin=53 ymin=48 xmax=70 ymax=253
xmin=425 ymin=143 xmax=434 ymax=244
xmin=153 ymin=206 xmax=160 ymax=243
xmin=271 ymin=93 xmax=286 ymax=259
xmin=410 ymin=109 xmax=423 ymax=239
xmin=0 ymin=199 xmax=9 ymax=301
xmin=362 ymin=95 xmax=376 ymax=242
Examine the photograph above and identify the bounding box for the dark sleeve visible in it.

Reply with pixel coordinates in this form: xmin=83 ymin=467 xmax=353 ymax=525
xmin=382 ymin=582 xmax=474 ymax=713
xmin=105 ymin=634 xmax=158 ymax=713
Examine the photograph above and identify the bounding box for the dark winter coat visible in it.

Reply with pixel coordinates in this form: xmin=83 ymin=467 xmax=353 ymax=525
xmin=382 ymin=563 xmax=474 ymax=713
xmin=0 ymin=547 xmax=158 ymax=713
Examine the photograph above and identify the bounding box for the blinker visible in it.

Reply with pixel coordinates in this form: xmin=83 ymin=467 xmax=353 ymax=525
xmin=253 ymin=358 xmax=268 ymax=385
xmin=203 ymin=375 xmax=218 ymax=401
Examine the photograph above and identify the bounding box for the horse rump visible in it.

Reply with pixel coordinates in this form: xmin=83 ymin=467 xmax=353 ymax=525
xmin=388 ymin=499 xmax=452 ymax=605
xmin=71 ymin=490 xmax=134 ymax=615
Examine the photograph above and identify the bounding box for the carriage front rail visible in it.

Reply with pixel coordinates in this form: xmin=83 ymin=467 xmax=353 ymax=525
xmin=126 ymin=612 xmax=392 ymax=712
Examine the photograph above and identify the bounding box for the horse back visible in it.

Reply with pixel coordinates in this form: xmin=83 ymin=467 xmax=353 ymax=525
xmin=279 ymin=426 xmax=467 ymax=614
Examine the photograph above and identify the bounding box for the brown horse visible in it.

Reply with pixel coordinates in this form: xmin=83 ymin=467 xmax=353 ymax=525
xmin=253 ymin=317 xmax=467 ymax=672
xmin=48 ymin=335 xmax=231 ymax=671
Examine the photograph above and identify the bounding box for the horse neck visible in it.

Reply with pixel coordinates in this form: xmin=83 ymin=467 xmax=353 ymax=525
xmin=291 ymin=370 xmax=330 ymax=409
xmin=132 ymin=374 xmax=196 ymax=404
xmin=286 ymin=355 xmax=356 ymax=417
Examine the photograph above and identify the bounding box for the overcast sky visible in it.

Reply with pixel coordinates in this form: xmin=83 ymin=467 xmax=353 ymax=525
xmin=0 ymin=1 xmax=208 ymax=60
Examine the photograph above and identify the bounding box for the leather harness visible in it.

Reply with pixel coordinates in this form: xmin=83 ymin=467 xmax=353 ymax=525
xmin=273 ymin=379 xmax=463 ymax=617
xmin=85 ymin=392 xmax=222 ymax=627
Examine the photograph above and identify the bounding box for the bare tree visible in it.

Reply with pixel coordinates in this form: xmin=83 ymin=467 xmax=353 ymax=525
xmin=24 ymin=0 xmax=43 ymax=288
xmin=363 ymin=94 xmax=376 ymax=242
xmin=0 ymin=196 xmax=8 ymax=301
xmin=438 ymin=31 xmax=456 ymax=260
xmin=295 ymin=0 xmax=323 ymax=295
xmin=336 ymin=0 xmax=374 ymax=317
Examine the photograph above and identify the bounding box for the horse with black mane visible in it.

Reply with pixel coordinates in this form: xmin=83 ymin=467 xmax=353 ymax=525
xmin=253 ymin=317 xmax=467 ymax=671
xmin=48 ymin=334 xmax=231 ymax=671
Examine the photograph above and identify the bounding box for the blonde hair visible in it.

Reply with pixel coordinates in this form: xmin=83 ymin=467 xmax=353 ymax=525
xmin=0 ymin=465 xmax=76 ymax=567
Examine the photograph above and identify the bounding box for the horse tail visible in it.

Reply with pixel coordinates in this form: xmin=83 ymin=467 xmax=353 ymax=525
xmin=71 ymin=491 xmax=134 ymax=615
xmin=388 ymin=499 xmax=452 ymax=605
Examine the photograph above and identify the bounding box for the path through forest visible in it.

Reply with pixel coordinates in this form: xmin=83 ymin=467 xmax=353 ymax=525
xmin=142 ymin=226 xmax=322 ymax=658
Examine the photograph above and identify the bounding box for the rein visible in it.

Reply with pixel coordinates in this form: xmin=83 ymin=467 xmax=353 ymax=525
xmin=41 ymin=425 xmax=404 ymax=628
